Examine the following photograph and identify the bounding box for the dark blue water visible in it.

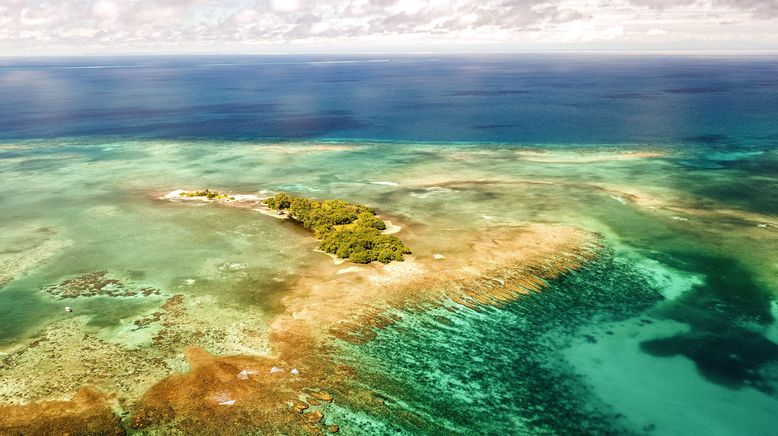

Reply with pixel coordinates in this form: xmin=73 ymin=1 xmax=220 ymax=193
xmin=2 ymin=54 xmax=778 ymax=145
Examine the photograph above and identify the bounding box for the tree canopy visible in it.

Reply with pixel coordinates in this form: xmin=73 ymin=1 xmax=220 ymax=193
xmin=180 ymin=189 xmax=231 ymax=200
xmin=264 ymin=193 xmax=410 ymax=264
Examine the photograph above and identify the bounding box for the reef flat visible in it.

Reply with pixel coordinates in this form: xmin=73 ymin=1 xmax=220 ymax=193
xmin=126 ymin=223 xmax=599 ymax=434
xmin=1 ymin=139 xmax=777 ymax=435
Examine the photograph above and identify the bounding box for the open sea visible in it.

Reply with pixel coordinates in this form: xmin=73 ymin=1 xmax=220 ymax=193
xmin=0 ymin=54 xmax=777 ymax=435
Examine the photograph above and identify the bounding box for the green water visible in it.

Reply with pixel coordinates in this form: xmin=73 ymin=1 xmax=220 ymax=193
xmin=1 ymin=139 xmax=777 ymax=434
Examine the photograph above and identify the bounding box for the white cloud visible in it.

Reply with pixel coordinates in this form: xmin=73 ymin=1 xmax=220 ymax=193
xmin=91 ymin=0 xmax=120 ymax=22
xmin=0 ymin=0 xmax=775 ymax=54
xmin=271 ymin=0 xmax=302 ymax=13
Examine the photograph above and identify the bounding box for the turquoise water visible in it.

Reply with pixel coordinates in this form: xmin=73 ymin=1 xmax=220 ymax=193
xmin=332 ymin=246 xmax=778 ymax=434
xmin=1 ymin=55 xmax=777 ymax=434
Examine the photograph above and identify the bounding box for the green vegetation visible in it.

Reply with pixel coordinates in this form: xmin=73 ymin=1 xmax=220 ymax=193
xmin=180 ymin=189 xmax=230 ymax=200
xmin=264 ymin=193 xmax=410 ymax=264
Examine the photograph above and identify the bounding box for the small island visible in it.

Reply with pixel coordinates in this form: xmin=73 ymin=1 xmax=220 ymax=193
xmin=264 ymin=193 xmax=411 ymax=264
xmin=166 ymin=189 xmax=411 ymax=264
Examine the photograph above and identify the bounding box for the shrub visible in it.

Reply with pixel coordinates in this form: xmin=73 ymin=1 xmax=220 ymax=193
xmin=180 ymin=189 xmax=228 ymax=200
xmin=264 ymin=193 xmax=410 ymax=263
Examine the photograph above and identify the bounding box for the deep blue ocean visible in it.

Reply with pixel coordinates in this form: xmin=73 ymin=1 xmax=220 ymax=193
xmin=1 ymin=54 xmax=777 ymax=145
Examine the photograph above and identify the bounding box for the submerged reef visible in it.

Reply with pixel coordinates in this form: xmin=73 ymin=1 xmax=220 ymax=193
xmin=336 ymin=249 xmax=666 ymax=434
xmin=44 ymin=271 xmax=161 ymax=299
xmin=0 ymin=225 xmax=71 ymax=289
xmin=264 ymin=193 xmax=411 ymax=264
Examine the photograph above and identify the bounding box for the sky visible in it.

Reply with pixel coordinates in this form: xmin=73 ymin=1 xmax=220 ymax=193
xmin=1 ymin=0 xmax=777 ymax=55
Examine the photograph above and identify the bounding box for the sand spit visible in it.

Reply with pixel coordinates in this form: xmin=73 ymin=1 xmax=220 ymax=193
xmin=254 ymin=144 xmax=355 ymax=155
xmin=313 ymin=250 xmax=347 ymax=265
xmin=513 ymin=149 xmax=665 ymax=163
xmin=439 ymin=148 xmax=666 ymax=163
xmin=161 ymin=189 xmax=291 ymax=219
xmin=0 ymin=144 xmax=26 ymax=150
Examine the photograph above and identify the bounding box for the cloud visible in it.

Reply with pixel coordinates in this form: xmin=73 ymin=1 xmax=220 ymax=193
xmin=625 ymin=0 xmax=778 ymax=18
xmin=0 ymin=0 xmax=775 ymax=53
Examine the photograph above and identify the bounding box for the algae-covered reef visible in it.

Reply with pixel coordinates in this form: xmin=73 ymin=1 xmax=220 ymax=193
xmin=264 ymin=193 xmax=411 ymax=264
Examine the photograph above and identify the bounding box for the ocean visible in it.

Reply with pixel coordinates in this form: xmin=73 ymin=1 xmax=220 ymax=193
xmin=0 ymin=54 xmax=777 ymax=435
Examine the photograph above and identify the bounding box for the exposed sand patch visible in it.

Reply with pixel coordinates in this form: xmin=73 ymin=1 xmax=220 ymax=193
xmin=161 ymin=189 xmax=289 ymax=221
xmin=254 ymin=143 xmax=355 ymax=155
xmin=0 ymin=144 xmax=25 ymax=150
xmin=254 ymin=206 xmax=290 ymax=220
xmin=313 ymin=250 xmax=347 ymax=265
xmin=336 ymin=266 xmax=361 ymax=275
xmin=380 ymin=220 xmax=401 ymax=235
xmin=514 ymin=149 xmax=666 ymax=163
xmin=439 ymin=148 xmax=666 ymax=163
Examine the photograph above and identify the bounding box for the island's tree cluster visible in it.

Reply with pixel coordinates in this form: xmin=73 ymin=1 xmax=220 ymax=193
xmin=264 ymin=193 xmax=411 ymax=264
xmin=180 ymin=189 xmax=232 ymax=200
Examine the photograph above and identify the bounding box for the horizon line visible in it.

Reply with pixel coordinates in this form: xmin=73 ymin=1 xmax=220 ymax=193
xmin=2 ymin=48 xmax=778 ymax=58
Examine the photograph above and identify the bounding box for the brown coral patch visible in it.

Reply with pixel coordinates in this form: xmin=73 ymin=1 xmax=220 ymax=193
xmin=273 ymin=224 xmax=601 ymax=345
xmin=0 ymin=388 xmax=124 ymax=435
xmin=130 ymin=345 xmax=347 ymax=434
